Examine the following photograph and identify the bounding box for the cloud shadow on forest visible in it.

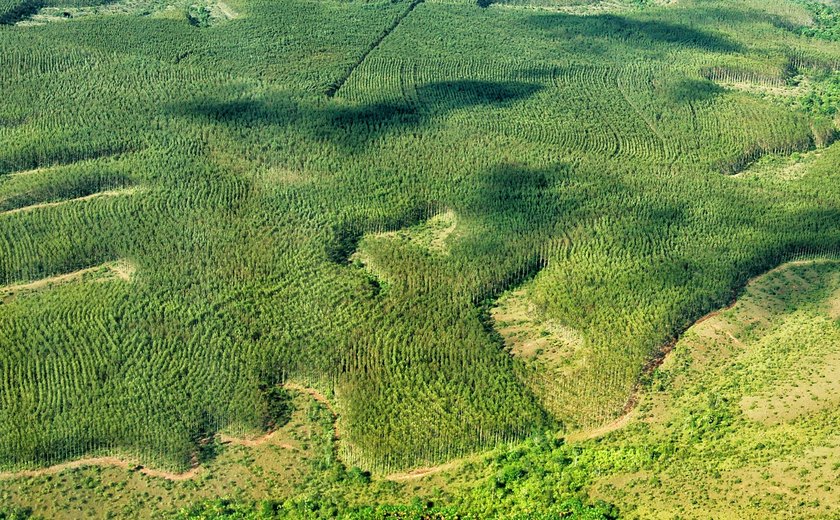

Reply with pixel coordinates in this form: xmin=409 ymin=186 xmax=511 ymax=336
xmin=663 ymin=78 xmax=725 ymax=104
xmin=171 ymin=80 xmax=543 ymax=151
xmin=0 ymin=0 xmax=42 ymax=25
xmin=325 ymin=161 xmax=578 ymax=269
xmin=525 ymin=13 xmax=743 ymax=54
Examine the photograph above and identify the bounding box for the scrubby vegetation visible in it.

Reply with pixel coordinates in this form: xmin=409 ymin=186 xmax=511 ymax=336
xmin=0 ymin=505 xmax=32 ymax=520
xmin=796 ymin=0 xmax=840 ymax=42
xmin=170 ymin=496 xmax=618 ymax=519
xmin=0 ymin=0 xmax=838 ymax=517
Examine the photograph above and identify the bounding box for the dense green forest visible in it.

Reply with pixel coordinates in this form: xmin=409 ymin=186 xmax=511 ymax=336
xmin=0 ymin=0 xmax=838 ymax=517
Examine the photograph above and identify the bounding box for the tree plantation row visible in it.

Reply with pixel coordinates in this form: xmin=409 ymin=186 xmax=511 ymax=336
xmin=0 ymin=0 xmax=839 ymax=479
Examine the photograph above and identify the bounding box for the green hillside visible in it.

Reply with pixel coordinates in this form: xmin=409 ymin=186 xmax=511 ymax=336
xmin=0 ymin=0 xmax=838 ymax=517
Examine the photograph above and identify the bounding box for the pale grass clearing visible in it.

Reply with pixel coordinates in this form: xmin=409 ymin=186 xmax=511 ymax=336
xmin=254 ymin=167 xmax=314 ymax=193
xmin=0 ymin=187 xmax=139 ymax=216
xmin=492 ymin=283 xmax=587 ymax=419
xmin=741 ymin=350 xmax=840 ymax=425
xmin=492 ymin=0 xmax=675 ymax=15
xmin=733 ymin=148 xmax=824 ymax=181
xmin=721 ymin=80 xmax=808 ymax=98
xmin=1 ymin=259 xmax=136 ymax=303
xmin=372 ymin=209 xmax=458 ymax=254
xmin=17 ymin=0 xmax=239 ymax=26
xmin=493 ymin=285 xmax=584 ymax=365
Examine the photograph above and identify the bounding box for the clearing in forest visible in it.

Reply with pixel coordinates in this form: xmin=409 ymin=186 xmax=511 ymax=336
xmin=351 ymin=210 xmax=459 ymax=287
xmin=16 ymin=0 xmax=239 ymax=26
xmin=365 ymin=210 xmax=457 ymax=254
xmin=2 ymin=0 xmax=840 ymax=516
xmin=0 ymin=187 xmax=139 ymax=216
xmin=0 ymin=259 xmax=135 ymax=303
xmin=492 ymin=284 xmax=586 ymax=419
xmin=734 ymin=148 xmax=826 ymax=180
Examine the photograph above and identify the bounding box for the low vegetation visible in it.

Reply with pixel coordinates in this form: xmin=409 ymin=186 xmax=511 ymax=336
xmin=55 ymin=259 xmax=829 ymax=519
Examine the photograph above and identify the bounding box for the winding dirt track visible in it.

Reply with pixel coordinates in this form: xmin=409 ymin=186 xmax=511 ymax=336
xmin=0 ymin=383 xmax=334 ymax=481
xmin=284 ymin=382 xmax=340 ymax=441
xmin=385 ymin=460 xmax=461 ymax=482
xmin=3 ymin=260 xmax=835 ymax=482
xmin=216 ymin=1 xmax=238 ymax=19
xmin=573 ymin=258 xmax=840 ymax=443
xmin=388 ymin=260 xmax=840 ymax=476
xmin=0 ymin=456 xmax=202 ymax=482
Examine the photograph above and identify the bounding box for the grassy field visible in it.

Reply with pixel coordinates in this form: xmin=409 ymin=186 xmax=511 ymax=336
xmin=0 ymin=0 xmax=839 ymax=517
xmin=587 ymin=259 xmax=840 ymax=518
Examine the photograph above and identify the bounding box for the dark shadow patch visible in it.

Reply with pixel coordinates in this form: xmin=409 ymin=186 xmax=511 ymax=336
xmin=422 ymin=79 xmax=542 ymax=105
xmin=326 ymin=203 xmax=436 ymax=264
xmin=174 ymin=80 xmax=543 ymax=151
xmin=261 ymin=385 xmax=293 ymax=430
xmin=663 ymin=78 xmax=724 ymax=104
xmin=0 ymin=0 xmax=43 ymax=25
xmin=525 ymin=13 xmax=743 ymax=53
xmin=326 ymin=222 xmax=364 ymax=264
xmin=447 ymin=164 xmax=589 ymax=304
xmin=321 ymin=80 xmax=543 ymax=148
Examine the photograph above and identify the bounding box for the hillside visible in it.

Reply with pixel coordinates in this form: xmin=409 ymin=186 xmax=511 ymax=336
xmin=0 ymin=0 xmax=838 ymax=517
